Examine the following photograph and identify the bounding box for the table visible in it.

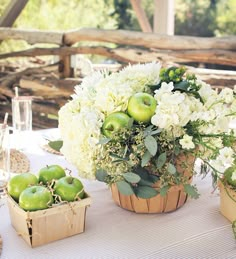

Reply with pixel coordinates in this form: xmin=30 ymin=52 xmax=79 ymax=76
xmin=0 ymin=129 xmax=236 ymax=259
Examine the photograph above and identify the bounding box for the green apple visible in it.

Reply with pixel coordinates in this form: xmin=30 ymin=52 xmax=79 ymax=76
xmin=102 ymin=112 xmax=131 ymax=138
xmin=127 ymin=93 xmax=157 ymax=123
xmin=7 ymin=173 xmax=38 ymax=202
xmin=38 ymin=164 xmax=66 ymax=185
xmin=54 ymin=176 xmax=84 ymax=202
xmin=19 ymin=185 xmax=53 ymax=211
xmin=224 ymin=166 xmax=236 ymax=187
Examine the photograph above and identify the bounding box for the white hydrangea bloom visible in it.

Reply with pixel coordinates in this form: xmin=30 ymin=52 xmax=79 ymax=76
xmin=151 ymin=83 xmax=201 ymax=138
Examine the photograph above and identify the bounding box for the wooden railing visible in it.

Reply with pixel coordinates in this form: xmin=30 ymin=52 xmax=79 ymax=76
xmin=0 ymin=28 xmax=236 ymax=128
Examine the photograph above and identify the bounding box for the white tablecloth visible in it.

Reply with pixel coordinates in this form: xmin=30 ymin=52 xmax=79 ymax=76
xmin=0 ymin=129 xmax=235 ymax=259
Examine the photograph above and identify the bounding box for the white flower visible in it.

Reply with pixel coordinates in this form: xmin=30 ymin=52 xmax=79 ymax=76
xmin=219 ymin=87 xmax=234 ymax=104
xmin=198 ymin=81 xmax=217 ymax=102
xmin=152 ymin=85 xmax=201 ymax=138
xmin=218 ymin=147 xmax=234 ymax=166
xmin=210 ymin=159 xmax=226 ymax=174
xmin=179 ymin=134 xmax=195 ymax=150
xmin=210 ymin=147 xmax=235 ymax=174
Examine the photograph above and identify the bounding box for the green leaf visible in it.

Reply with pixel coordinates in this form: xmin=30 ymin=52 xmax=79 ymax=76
xmin=109 ymin=152 xmax=128 ymax=161
xmin=184 ymin=184 xmax=200 ymax=199
xmin=122 ymin=144 xmax=128 ymax=158
xmin=143 ymin=125 xmax=157 ymax=137
xmin=48 ymin=140 xmax=63 ymax=152
xmin=134 ymin=166 xmax=150 ymax=180
xmin=190 ymin=91 xmax=204 ymax=103
xmin=174 ymin=145 xmax=180 ymax=155
xmin=95 ymin=169 xmax=108 ymax=182
xmin=141 ymin=150 xmax=152 ymax=167
xmin=167 ymin=163 xmax=176 ymax=175
xmin=123 ymin=172 xmax=141 ymax=184
xmin=134 ymin=167 xmax=159 ymax=184
xmin=135 ymin=186 xmax=158 ymax=199
xmin=148 ymin=174 xmax=160 ymax=183
xmin=112 ymin=159 xmax=128 ymax=163
xmin=174 ymin=80 xmax=189 ymax=92
xmin=128 ymin=117 xmax=134 ymax=128
xmin=116 ymin=181 xmax=134 ymax=196
xmin=150 ymin=128 xmax=162 ymax=136
xmin=232 ymin=220 xmax=236 ymax=239
xmin=144 ymin=135 xmax=157 ymax=156
xmin=160 ymin=185 xmax=170 ymax=197
xmin=156 ymin=152 xmax=166 ymax=169
xmin=138 ymin=178 xmax=154 ymax=187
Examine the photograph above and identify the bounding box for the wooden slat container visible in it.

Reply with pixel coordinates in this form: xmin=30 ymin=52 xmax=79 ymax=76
xmin=111 ymin=183 xmax=189 ymax=213
xmin=7 ymin=194 xmax=91 ymax=247
xmin=219 ymin=181 xmax=236 ymax=222
xmin=111 ymin=153 xmax=195 ymax=214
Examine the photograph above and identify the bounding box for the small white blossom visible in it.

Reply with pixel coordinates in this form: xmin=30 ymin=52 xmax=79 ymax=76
xmin=179 ymin=134 xmax=195 ymax=150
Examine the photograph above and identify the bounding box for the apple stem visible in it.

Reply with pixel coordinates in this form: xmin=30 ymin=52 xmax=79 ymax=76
xmin=67 ymin=177 xmax=73 ymax=184
xmin=144 ymin=98 xmax=150 ymax=106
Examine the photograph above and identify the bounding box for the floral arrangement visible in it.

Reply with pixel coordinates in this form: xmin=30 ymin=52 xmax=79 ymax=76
xmin=58 ymin=62 xmax=236 ymax=199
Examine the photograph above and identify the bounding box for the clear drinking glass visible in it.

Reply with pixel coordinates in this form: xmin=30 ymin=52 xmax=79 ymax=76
xmin=0 ymin=124 xmax=10 ymax=194
xmin=12 ymin=96 xmax=32 ymax=149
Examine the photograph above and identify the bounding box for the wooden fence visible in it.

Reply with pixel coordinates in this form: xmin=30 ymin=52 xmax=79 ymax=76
xmin=0 ymin=27 xmax=236 ymax=128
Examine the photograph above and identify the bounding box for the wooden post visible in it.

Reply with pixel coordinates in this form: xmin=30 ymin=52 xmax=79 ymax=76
xmin=153 ymin=0 xmax=175 ymax=35
xmin=58 ymin=55 xmax=73 ymax=78
xmin=130 ymin=0 xmax=152 ymax=33
xmin=0 ymin=0 xmax=29 ymax=27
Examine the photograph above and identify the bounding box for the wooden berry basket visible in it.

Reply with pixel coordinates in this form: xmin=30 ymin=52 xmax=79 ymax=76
xmin=219 ymin=181 xmax=236 ymax=223
xmin=7 ymin=193 xmax=91 ymax=247
xmin=111 ymin=183 xmax=189 ymax=213
xmin=111 ymin=153 xmax=195 ymax=214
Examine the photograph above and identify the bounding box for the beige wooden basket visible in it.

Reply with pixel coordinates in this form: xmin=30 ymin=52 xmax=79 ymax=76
xmin=7 ymin=193 xmax=91 ymax=247
xmin=111 ymin=183 xmax=189 ymax=213
xmin=219 ymin=181 xmax=236 ymax=223
xmin=111 ymin=153 xmax=195 ymax=214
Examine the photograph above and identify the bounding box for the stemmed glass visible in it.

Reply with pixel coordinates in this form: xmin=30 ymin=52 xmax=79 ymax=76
xmin=0 ymin=123 xmax=10 ymax=196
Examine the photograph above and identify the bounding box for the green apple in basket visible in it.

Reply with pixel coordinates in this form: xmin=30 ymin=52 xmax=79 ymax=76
xmin=7 ymin=172 xmax=38 ymax=201
xmin=54 ymin=176 xmax=84 ymax=202
xmin=127 ymin=92 xmax=157 ymax=123
xmin=38 ymin=164 xmax=66 ymax=185
xmin=102 ymin=111 xmax=131 ymax=139
xmin=19 ymin=185 xmax=53 ymax=211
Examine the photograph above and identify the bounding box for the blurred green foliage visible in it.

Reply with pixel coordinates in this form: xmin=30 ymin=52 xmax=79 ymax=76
xmin=0 ymin=0 xmax=235 ymax=55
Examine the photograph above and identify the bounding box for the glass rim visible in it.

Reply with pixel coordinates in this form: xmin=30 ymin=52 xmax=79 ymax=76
xmin=12 ymin=96 xmax=32 ymax=101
